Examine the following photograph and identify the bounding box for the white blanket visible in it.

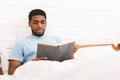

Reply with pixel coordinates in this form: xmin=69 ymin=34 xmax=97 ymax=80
xmin=44 ymin=54 xmax=120 ymax=80
xmin=0 ymin=45 xmax=120 ymax=80
xmin=13 ymin=59 xmax=79 ymax=80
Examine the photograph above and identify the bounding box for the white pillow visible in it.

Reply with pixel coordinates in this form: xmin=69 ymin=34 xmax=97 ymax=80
xmin=74 ymin=45 xmax=117 ymax=61
xmin=0 ymin=48 xmax=11 ymax=74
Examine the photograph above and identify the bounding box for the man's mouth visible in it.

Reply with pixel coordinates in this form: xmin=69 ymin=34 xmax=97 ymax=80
xmin=36 ymin=29 xmax=44 ymax=33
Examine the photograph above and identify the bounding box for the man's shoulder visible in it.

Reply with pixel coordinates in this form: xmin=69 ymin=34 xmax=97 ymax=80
xmin=15 ymin=34 xmax=62 ymax=45
xmin=15 ymin=35 xmax=33 ymax=44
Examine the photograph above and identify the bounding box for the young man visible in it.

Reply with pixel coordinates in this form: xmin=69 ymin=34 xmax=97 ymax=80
xmin=8 ymin=9 xmax=62 ymax=75
xmin=8 ymin=9 xmax=79 ymax=75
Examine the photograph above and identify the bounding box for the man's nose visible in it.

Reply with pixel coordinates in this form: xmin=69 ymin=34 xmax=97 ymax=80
xmin=38 ymin=22 xmax=42 ymax=27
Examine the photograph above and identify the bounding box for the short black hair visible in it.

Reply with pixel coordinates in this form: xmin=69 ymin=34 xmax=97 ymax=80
xmin=28 ymin=9 xmax=46 ymax=21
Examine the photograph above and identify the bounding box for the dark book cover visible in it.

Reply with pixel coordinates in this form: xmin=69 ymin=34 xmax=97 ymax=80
xmin=37 ymin=41 xmax=75 ymax=62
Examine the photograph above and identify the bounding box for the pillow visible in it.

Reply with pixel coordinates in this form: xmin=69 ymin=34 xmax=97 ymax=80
xmin=0 ymin=48 xmax=11 ymax=75
xmin=74 ymin=45 xmax=117 ymax=61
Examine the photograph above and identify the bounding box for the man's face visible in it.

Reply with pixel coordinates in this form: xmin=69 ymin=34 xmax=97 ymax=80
xmin=28 ymin=15 xmax=47 ymax=36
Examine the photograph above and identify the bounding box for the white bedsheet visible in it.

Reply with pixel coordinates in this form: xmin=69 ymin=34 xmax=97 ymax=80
xmin=0 ymin=45 xmax=120 ymax=80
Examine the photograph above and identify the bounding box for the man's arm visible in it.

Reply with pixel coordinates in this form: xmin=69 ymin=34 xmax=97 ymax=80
xmin=8 ymin=60 xmax=22 ymax=75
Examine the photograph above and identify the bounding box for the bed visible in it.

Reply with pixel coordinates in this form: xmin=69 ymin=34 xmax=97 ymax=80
xmin=0 ymin=44 xmax=120 ymax=80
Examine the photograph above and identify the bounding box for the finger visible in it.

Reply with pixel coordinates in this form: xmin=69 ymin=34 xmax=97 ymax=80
xmin=39 ymin=57 xmax=48 ymax=60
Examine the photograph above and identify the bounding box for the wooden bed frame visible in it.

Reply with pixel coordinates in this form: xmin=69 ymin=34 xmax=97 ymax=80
xmin=0 ymin=43 xmax=119 ymax=75
xmin=76 ymin=44 xmax=119 ymax=51
xmin=0 ymin=57 xmax=2 ymax=75
xmin=0 ymin=68 xmax=2 ymax=75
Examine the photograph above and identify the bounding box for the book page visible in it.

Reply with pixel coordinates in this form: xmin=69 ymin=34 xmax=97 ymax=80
xmin=38 ymin=41 xmax=75 ymax=47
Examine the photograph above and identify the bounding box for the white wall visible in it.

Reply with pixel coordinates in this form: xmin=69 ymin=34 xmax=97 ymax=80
xmin=0 ymin=0 xmax=120 ymax=48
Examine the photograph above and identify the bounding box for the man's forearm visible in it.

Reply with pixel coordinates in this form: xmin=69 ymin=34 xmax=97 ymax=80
xmin=8 ymin=60 xmax=22 ymax=75
xmin=8 ymin=67 xmax=17 ymax=75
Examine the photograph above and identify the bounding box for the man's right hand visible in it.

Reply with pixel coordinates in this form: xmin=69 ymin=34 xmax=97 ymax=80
xmin=32 ymin=57 xmax=48 ymax=61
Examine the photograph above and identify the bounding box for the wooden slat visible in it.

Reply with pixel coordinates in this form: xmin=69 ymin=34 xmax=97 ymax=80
xmin=76 ymin=44 xmax=119 ymax=51
xmin=0 ymin=57 xmax=3 ymax=75
xmin=0 ymin=67 xmax=3 ymax=75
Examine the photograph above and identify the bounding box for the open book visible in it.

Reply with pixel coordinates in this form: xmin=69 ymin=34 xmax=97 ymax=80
xmin=37 ymin=41 xmax=75 ymax=62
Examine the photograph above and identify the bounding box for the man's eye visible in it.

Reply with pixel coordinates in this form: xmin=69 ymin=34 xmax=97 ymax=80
xmin=33 ymin=22 xmax=38 ymax=24
xmin=33 ymin=21 xmax=38 ymax=24
xmin=41 ymin=21 xmax=46 ymax=24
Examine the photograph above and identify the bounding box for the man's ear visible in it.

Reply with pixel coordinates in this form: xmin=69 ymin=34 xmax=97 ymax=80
xmin=28 ymin=21 xmax=31 ymax=27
